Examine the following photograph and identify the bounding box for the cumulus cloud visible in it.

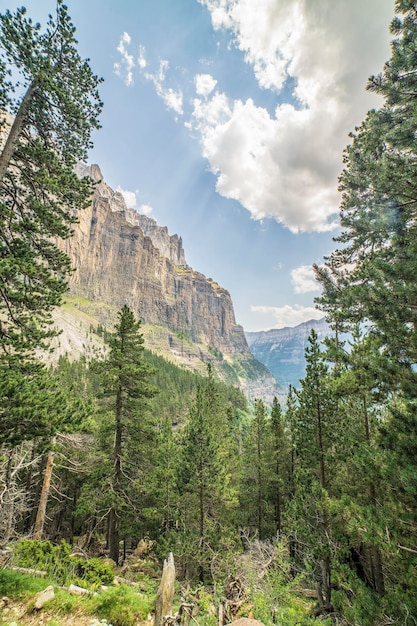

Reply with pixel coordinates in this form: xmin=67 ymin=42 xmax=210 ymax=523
xmin=291 ymin=265 xmax=320 ymax=294
xmin=251 ymin=304 xmax=323 ymax=328
xmin=139 ymin=203 xmax=153 ymax=215
xmin=114 ymin=1 xmax=393 ymax=232
xmin=114 ymin=32 xmax=135 ymax=87
xmin=195 ymin=73 xmax=218 ymax=97
xmin=194 ymin=0 xmax=393 ymax=232
xmin=117 ymin=186 xmax=139 ymax=208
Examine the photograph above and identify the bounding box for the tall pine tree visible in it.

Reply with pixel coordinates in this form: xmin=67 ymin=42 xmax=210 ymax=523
xmin=94 ymin=305 xmax=156 ymax=564
xmin=0 ymin=2 xmax=102 ymax=446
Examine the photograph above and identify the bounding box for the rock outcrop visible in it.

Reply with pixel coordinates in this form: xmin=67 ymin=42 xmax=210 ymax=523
xmin=57 ymin=164 xmax=281 ymax=402
xmin=64 ymin=165 xmax=247 ymax=358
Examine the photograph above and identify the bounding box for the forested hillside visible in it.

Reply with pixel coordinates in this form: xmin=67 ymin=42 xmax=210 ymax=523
xmin=0 ymin=2 xmax=417 ymax=626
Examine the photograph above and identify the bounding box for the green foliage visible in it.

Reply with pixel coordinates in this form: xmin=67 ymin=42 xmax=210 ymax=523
xmin=87 ymin=585 xmax=153 ymax=626
xmin=13 ymin=540 xmax=115 ymax=588
xmin=46 ymin=587 xmax=80 ymax=615
xmin=174 ymin=364 xmax=241 ymax=580
xmin=14 ymin=539 xmax=73 ymax=584
xmin=234 ymin=539 xmax=320 ymax=626
xmin=73 ymin=558 xmax=116 ymax=588
xmin=93 ymin=305 xmax=158 ymax=563
xmin=331 ymin=565 xmax=383 ymax=626
xmin=0 ymin=0 xmax=102 ymax=449
xmin=0 ymin=568 xmax=52 ymax=597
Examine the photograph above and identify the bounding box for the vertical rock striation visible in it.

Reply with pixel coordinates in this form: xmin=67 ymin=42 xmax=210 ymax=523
xmin=63 ymin=164 xmax=248 ymax=358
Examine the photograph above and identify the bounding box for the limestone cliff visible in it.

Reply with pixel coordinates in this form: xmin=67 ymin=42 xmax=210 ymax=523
xmin=63 ymin=165 xmax=250 ymax=359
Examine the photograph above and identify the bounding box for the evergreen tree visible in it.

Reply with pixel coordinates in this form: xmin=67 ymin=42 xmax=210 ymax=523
xmin=94 ymin=305 xmax=156 ymax=564
xmin=241 ymin=398 xmax=272 ymax=539
xmin=270 ymin=396 xmax=288 ymax=537
xmin=177 ymin=364 xmax=237 ymax=580
xmin=315 ymin=2 xmax=417 ymax=378
xmin=312 ymin=6 xmax=417 ymax=614
xmin=0 ymin=2 xmax=102 ymax=445
xmin=291 ymin=330 xmax=335 ymax=611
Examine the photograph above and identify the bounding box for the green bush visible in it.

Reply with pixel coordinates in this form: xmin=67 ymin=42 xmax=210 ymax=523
xmin=74 ymin=557 xmax=115 ymax=587
xmin=13 ymin=539 xmax=115 ymax=588
xmin=87 ymin=585 xmax=154 ymax=626
xmin=331 ymin=564 xmax=382 ymax=626
xmin=14 ymin=539 xmax=74 ymax=584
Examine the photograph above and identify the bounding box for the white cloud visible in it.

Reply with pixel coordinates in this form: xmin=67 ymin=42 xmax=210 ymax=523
xmin=114 ymin=2 xmax=393 ymax=233
xmin=195 ymin=73 xmax=218 ymax=97
xmin=251 ymin=304 xmax=323 ymax=328
xmin=117 ymin=186 xmax=138 ymax=209
xmin=114 ymin=38 xmax=183 ymax=115
xmin=114 ymin=32 xmax=135 ymax=87
xmin=291 ymin=265 xmax=320 ymax=294
xmin=191 ymin=95 xmax=341 ymax=231
xmin=116 ymin=187 xmax=153 ymax=215
xmin=145 ymin=60 xmax=184 ymax=115
xmin=138 ymin=45 xmax=147 ymax=69
xmin=139 ymin=203 xmax=153 ymax=215
xmin=194 ymin=0 xmax=393 ymax=232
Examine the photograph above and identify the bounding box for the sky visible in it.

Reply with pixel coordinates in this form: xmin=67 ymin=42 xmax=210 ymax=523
xmin=3 ymin=0 xmax=396 ymax=331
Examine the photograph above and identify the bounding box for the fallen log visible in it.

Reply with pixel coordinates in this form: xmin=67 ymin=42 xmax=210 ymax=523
xmin=11 ymin=566 xmax=47 ymax=577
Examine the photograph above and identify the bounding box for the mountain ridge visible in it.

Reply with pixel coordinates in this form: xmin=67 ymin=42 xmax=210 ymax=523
xmin=245 ymin=317 xmax=330 ymax=391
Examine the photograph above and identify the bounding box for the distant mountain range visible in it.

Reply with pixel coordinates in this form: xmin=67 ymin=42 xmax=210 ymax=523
xmin=245 ymin=317 xmax=330 ymax=391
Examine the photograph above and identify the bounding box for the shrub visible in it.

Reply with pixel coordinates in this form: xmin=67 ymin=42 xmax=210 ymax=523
xmin=74 ymin=557 xmax=115 ymax=587
xmin=87 ymin=585 xmax=154 ymax=626
xmin=13 ymin=539 xmax=115 ymax=588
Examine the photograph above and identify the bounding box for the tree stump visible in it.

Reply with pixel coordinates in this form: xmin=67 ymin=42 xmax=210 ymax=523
xmin=154 ymin=552 xmax=176 ymax=626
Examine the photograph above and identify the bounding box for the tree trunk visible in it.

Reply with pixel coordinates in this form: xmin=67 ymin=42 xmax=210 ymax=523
xmin=2 ymin=449 xmax=16 ymax=544
xmin=108 ymin=508 xmax=120 ymax=564
xmin=0 ymin=78 xmax=38 ymax=184
xmin=275 ymin=452 xmax=282 ymax=536
xmin=109 ymin=384 xmax=123 ymax=564
xmin=363 ymin=396 xmax=385 ymax=596
xmin=257 ymin=411 xmax=263 ymax=540
xmin=33 ymin=439 xmax=56 ymax=540
xmin=316 ymin=395 xmax=332 ymax=609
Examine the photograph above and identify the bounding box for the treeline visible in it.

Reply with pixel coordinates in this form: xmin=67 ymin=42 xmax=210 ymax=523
xmin=1 ymin=312 xmax=416 ymax=623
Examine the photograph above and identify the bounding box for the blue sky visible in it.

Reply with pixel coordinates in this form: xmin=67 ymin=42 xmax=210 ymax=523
xmin=3 ymin=0 xmax=395 ymax=331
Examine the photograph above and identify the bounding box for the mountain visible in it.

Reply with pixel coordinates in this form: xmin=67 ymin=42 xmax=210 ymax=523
xmin=245 ymin=317 xmax=330 ymax=391
xmin=53 ymin=164 xmax=280 ymax=403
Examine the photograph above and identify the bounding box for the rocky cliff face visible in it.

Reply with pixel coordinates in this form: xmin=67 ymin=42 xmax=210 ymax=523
xmin=246 ymin=318 xmax=330 ymax=390
xmin=64 ymin=165 xmax=247 ymax=358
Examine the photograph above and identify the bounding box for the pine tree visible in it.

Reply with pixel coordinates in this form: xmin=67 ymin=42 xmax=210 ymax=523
xmin=270 ymin=396 xmax=287 ymax=537
xmin=315 ymin=2 xmax=417 ymax=376
xmin=291 ymin=330 xmax=335 ymax=610
xmin=0 ymin=2 xmax=102 ymax=446
xmin=94 ymin=305 xmax=156 ymax=564
xmin=312 ymin=7 xmax=417 ymax=612
xmin=241 ymin=398 xmax=272 ymax=539
xmin=178 ymin=364 xmax=237 ymax=580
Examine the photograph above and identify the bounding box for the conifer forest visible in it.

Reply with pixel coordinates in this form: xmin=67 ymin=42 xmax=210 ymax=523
xmin=0 ymin=2 xmax=417 ymax=625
